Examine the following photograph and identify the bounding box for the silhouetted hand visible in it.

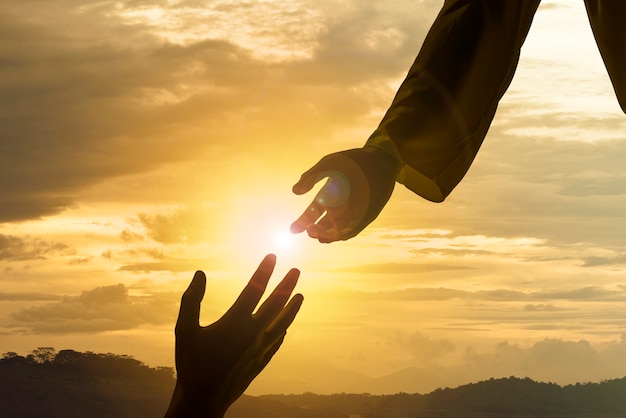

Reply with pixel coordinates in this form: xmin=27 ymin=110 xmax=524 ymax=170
xmin=165 ymin=254 xmax=303 ymax=418
xmin=291 ymin=146 xmax=402 ymax=243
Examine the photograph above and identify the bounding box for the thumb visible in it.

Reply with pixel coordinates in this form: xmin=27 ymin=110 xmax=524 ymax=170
xmin=176 ymin=270 xmax=206 ymax=334
xmin=292 ymin=161 xmax=328 ymax=195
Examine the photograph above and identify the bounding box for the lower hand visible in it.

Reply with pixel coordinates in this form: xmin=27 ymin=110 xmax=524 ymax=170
xmin=165 ymin=254 xmax=303 ymax=418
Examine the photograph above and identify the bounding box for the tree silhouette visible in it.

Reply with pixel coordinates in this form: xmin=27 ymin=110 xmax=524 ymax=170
xmin=30 ymin=347 xmax=57 ymax=364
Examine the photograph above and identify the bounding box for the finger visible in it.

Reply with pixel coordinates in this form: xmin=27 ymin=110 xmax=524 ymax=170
xmin=259 ymin=333 xmax=286 ymax=370
xmin=225 ymin=254 xmax=276 ymax=318
xmin=236 ymin=334 xmax=286 ymax=390
xmin=253 ymin=268 xmax=300 ymax=326
xmin=175 ymin=270 xmax=206 ymax=335
xmin=302 ymin=212 xmax=341 ymax=241
xmin=314 ymin=216 xmax=361 ymax=243
xmin=264 ymin=293 xmax=304 ymax=343
xmin=290 ymin=203 xmax=326 ymax=234
xmin=292 ymin=161 xmax=326 ymax=195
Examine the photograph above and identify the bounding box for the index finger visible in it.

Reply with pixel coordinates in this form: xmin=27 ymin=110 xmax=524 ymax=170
xmin=290 ymin=201 xmax=326 ymax=234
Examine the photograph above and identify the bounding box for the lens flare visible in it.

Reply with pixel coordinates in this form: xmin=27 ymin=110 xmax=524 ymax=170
xmin=316 ymin=171 xmax=350 ymax=208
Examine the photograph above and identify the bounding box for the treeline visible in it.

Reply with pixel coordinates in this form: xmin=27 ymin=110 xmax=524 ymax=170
xmin=1 ymin=348 xmax=626 ymax=417
xmin=0 ymin=347 xmax=175 ymax=418
xmin=1 ymin=347 xmax=174 ymax=381
xmin=250 ymin=377 xmax=626 ymax=418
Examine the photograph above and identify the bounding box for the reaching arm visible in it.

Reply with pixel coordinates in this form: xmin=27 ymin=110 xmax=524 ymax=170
xmin=370 ymin=0 xmax=541 ymax=200
xmin=292 ymin=0 xmax=540 ymax=242
xmin=165 ymin=254 xmax=303 ymax=418
xmin=584 ymin=0 xmax=626 ymax=113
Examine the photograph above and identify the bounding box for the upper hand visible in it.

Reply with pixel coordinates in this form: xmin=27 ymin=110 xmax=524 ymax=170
xmin=290 ymin=146 xmax=401 ymax=243
xmin=166 ymin=254 xmax=303 ymax=418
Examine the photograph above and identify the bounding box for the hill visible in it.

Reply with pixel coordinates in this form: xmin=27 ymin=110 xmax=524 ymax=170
xmin=249 ymin=377 xmax=626 ymax=418
xmin=0 ymin=348 xmax=175 ymax=418
xmin=1 ymin=348 xmax=625 ymax=417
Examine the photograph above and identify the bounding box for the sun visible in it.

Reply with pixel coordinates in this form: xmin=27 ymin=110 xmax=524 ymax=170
xmin=224 ymin=198 xmax=303 ymax=267
xmin=269 ymin=227 xmax=297 ymax=255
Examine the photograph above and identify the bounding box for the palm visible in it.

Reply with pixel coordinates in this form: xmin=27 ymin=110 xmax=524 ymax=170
xmin=291 ymin=146 xmax=401 ymax=242
xmin=169 ymin=255 xmax=303 ymax=417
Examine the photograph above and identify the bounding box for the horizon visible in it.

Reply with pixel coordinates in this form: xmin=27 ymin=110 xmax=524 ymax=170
xmin=5 ymin=346 xmax=626 ymax=395
xmin=2 ymin=0 xmax=626 ymax=397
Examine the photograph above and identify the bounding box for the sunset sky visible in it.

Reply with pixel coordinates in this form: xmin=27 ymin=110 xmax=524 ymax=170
xmin=3 ymin=0 xmax=626 ymax=395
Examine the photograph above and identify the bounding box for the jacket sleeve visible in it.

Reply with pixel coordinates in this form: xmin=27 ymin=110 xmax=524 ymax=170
xmin=367 ymin=0 xmax=541 ymax=202
xmin=584 ymin=0 xmax=626 ymax=114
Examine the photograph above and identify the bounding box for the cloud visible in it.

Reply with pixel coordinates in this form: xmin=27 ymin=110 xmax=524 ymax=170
xmin=383 ymin=334 xmax=626 ymax=390
xmin=523 ymin=304 xmax=567 ymax=312
xmin=118 ymin=259 xmax=205 ymax=273
xmin=477 ymin=338 xmax=612 ymax=384
xmin=337 ymin=285 xmax=626 ymax=302
xmin=383 ymin=132 xmax=626 ymax=252
xmin=330 ymin=262 xmax=473 ymax=275
xmin=0 ymin=3 xmax=260 ymax=222
xmin=394 ymin=331 xmax=456 ymax=362
xmin=0 ymin=293 xmax=61 ymax=302
xmin=582 ymin=254 xmax=626 ymax=267
xmin=533 ymin=286 xmax=624 ymax=301
xmin=135 ymin=206 xmax=221 ymax=244
xmin=9 ymin=284 xmax=178 ymax=333
xmin=0 ymin=234 xmax=70 ymax=261
xmin=0 ymin=0 xmax=441 ymax=224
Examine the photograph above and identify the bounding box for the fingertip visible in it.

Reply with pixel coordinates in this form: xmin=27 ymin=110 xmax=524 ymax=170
xmin=287 ymin=293 xmax=304 ymax=314
xmin=257 ymin=254 xmax=277 ymax=276
xmin=293 ymin=169 xmax=320 ymax=195
xmin=290 ymin=222 xmax=304 ymax=234
xmin=188 ymin=270 xmax=206 ymax=292
xmin=306 ymin=228 xmax=319 ymax=239
xmin=282 ymin=268 xmax=301 ymax=287
xmin=292 ymin=183 xmax=304 ymax=195
xmin=265 ymin=253 xmax=277 ymax=262
xmin=182 ymin=270 xmax=206 ymax=306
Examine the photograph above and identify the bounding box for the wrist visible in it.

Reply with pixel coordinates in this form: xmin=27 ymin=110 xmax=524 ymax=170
xmin=364 ymin=130 xmax=403 ymax=169
xmin=363 ymin=144 xmax=403 ymax=177
xmin=165 ymin=382 xmax=227 ymax=418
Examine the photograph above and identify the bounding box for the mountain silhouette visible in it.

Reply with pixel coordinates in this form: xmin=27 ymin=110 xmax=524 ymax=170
xmin=2 ymin=348 xmax=625 ymax=417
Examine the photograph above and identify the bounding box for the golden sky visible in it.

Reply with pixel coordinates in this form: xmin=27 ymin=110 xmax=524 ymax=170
xmin=2 ymin=0 xmax=626 ymax=395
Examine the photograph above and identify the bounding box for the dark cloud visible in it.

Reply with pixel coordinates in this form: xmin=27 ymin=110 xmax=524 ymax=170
xmin=0 ymin=234 xmax=69 ymax=261
xmin=1 ymin=0 xmax=436 ymax=223
xmin=9 ymin=283 xmax=178 ymax=333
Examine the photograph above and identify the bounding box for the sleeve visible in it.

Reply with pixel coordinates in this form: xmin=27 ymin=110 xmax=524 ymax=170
xmin=584 ymin=0 xmax=626 ymax=114
xmin=367 ymin=0 xmax=541 ymax=202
